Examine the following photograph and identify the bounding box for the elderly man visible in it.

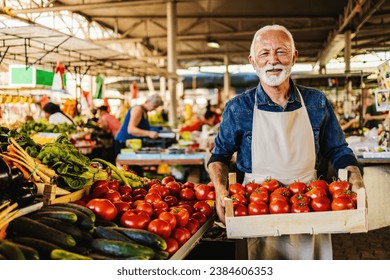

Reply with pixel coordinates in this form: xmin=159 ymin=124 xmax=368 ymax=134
xmin=207 ymin=24 xmax=364 ymax=260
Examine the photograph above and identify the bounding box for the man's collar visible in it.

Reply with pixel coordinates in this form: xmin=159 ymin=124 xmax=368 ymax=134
xmin=256 ymin=79 xmax=301 ymax=105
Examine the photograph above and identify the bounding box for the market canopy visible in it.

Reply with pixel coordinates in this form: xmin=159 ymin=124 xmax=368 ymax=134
xmin=0 ymin=0 xmax=388 ymax=77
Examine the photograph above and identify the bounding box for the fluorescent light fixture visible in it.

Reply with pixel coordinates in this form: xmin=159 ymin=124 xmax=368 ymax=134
xmin=207 ymin=38 xmax=220 ymax=48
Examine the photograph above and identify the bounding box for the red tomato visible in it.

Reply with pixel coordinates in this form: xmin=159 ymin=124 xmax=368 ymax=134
xmin=206 ymin=190 xmax=216 ymax=200
xmin=86 ymin=198 xmax=118 ymax=221
xmin=132 ymin=188 xmax=147 ymax=200
xmin=121 ymin=193 xmax=133 ymax=203
xmin=170 ymin=207 xmax=190 ymax=227
xmin=245 ymin=182 xmax=261 ymax=194
xmin=329 ymin=180 xmax=351 ymax=195
xmin=261 ymin=178 xmax=281 ymax=192
xmin=104 ymin=189 xmax=122 ymax=203
xmin=191 ymin=211 xmax=207 ymax=224
xmin=163 ymin=195 xmax=178 ymax=207
xmin=249 ymin=186 xmax=269 ymax=203
xmin=311 ymin=196 xmax=331 ymax=212
xmin=290 ymin=193 xmax=311 ymax=205
xmin=228 ymin=183 xmax=246 ymax=195
xmin=119 ymin=185 xmax=132 ymax=196
xmin=148 ymin=218 xmax=171 ymax=238
xmin=269 ymin=192 xmax=289 ymax=203
xmin=291 ymin=203 xmax=311 ymax=213
xmin=331 ymin=197 xmax=355 ymax=211
xmin=91 ymin=183 xmax=110 ymax=198
xmin=158 ymin=211 xmax=177 ymax=230
xmin=135 ymin=201 xmax=153 ymax=216
xmin=144 ymin=192 xmax=162 ymax=204
xmin=231 ymin=193 xmax=248 ymax=205
xmin=176 ymin=203 xmax=194 ymax=215
xmin=182 ymin=181 xmax=195 ymax=190
xmin=161 ymin=176 xmax=175 ymax=185
xmin=146 ymin=179 xmax=161 ymax=190
xmin=305 ymin=186 xmax=328 ymax=200
xmin=179 ymin=188 xmax=196 ymax=201
xmin=186 ymin=218 xmax=200 ymax=234
xmin=247 ymin=201 xmax=269 ymax=215
xmin=108 ymin=179 xmax=120 ymax=191
xmin=72 ymin=200 xmax=86 ymax=206
xmin=332 ymin=189 xmax=357 ymax=206
xmin=193 ymin=201 xmax=213 ymax=218
xmin=114 ymin=201 xmax=131 ymax=215
xmin=171 ymin=227 xmax=191 ymax=246
xmin=120 ymin=210 xmax=150 ymax=229
xmin=233 ymin=202 xmax=248 ymax=216
xmin=148 ymin=185 xmax=162 ymax=196
xmin=164 ymin=237 xmax=179 ymax=255
xmin=272 ymin=187 xmax=292 ymax=198
xmin=194 ymin=184 xmax=211 ymax=201
xmin=152 ymin=200 xmax=169 ymax=212
xmin=288 ymin=181 xmax=308 ymax=194
xmin=269 ymin=199 xmax=290 ymax=214
xmin=165 ymin=181 xmax=182 ymax=196
xmin=309 ymin=179 xmax=329 ymax=192
xmin=158 ymin=186 xmax=170 ymax=198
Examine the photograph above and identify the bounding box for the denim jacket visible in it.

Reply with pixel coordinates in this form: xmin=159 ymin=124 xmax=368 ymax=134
xmin=208 ymin=80 xmax=359 ymax=174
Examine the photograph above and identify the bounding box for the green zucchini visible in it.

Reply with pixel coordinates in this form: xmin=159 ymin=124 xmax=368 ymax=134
xmin=153 ymin=249 xmax=170 ymax=260
xmin=94 ymin=226 xmax=134 ymax=243
xmin=11 ymin=237 xmax=60 ymax=260
xmin=90 ymin=238 xmax=155 ymax=258
xmin=94 ymin=218 xmax=118 ymax=228
xmin=112 ymin=227 xmax=167 ymax=250
xmin=50 ymin=249 xmax=92 ymax=260
xmin=51 ymin=202 xmax=96 ymax=222
xmin=9 ymin=216 xmax=76 ymax=247
xmin=6 ymin=241 xmax=40 ymax=260
xmin=42 ymin=205 xmax=94 ymax=230
xmin=30 ymin=210 xmax=78 ymax=224
xmin=35 ymin=217 xmax=93 ymax=245
xmin=0 ymin=240 xmax=26 ymax=260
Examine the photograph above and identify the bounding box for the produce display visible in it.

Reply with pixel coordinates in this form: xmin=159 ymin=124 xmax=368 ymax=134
xmin=229 ymin=178 xmax=357 ymax=217
xmin=0 ymin=175 xmax=216 ymax=260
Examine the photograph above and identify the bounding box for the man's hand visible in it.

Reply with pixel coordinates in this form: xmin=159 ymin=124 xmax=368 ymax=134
xmin=346 ymin=165 xmax=365 ymax=192
xmin=215 ymin=188 xmax=229 ymax=224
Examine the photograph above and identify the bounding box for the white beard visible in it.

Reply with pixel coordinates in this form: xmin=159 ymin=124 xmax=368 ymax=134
xmin=254 ymin=63 xmax=292 ymax=86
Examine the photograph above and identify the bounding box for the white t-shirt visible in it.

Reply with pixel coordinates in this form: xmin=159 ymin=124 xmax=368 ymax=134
xmin=49 ymin=112 xmax=73 ymax=125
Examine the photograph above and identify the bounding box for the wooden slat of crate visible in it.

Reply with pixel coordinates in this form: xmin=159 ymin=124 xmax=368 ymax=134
xmin=225 ymin=169 xmax=368 ymax=238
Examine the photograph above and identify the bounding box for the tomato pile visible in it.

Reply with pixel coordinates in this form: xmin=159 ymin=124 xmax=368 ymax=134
xmin=229 ymin=178 xmax=357 ymax=217
xmin=74 ymin=176 xmax=215 ymax=256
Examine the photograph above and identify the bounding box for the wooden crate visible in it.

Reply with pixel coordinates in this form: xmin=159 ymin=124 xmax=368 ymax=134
xmin=224 ymin=170 xmax=368 ymax=238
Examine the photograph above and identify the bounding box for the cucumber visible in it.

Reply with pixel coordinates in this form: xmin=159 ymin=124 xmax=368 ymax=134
xmin=90 ymin=238 xmax=155 ymax=258
xmin=50 ymin=249 xmax=92 ymax=260
xmin=51 ymin=202 xmax=96 ymax=222
xmin=9 ymin=216 xmax=76 ymax=247
xmin=153 ymin=249 xmax=170 ymax=260
xmin=35 ymin=217 xmax=93 ymax=245
xmin=42 ymin=205 xmax=94 ymax=230
xmin=0 ymin=240 xmax=26 ymax=260
xmin=30 ymin=210 xmax=78 ymax=224
xmin=94 ymin=226 xmax=134 ymax=243
xmin=11 ymin=237 xmax=60 ymax=260
xmin=94 ymin=218 xmax=118 ymax=228
xmin=112 ymin=227 xmax=167 ymax=250
xmin=6 ymin=241 xmax=40 ymax=260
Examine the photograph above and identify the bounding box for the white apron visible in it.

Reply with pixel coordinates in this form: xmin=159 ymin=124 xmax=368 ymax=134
xmin=243 ymin=89 xmax=332 ymax=260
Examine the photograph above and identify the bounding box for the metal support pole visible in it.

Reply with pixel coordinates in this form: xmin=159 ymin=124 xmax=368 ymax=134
xmin=167 ymin=1 xmax=177 ymax=127
xmin=344 ymin=30 xmax=351 ymax=73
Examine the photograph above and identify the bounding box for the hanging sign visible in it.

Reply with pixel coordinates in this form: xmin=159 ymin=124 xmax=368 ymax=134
xmin=375 ymin=88 xmax=390 ymax=111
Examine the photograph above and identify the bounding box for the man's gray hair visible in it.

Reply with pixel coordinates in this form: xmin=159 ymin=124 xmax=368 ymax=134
xmin=250 ymin=24 xmax=296 ymax=58
xmin=146 ymin=94 xmax=164 ymax=107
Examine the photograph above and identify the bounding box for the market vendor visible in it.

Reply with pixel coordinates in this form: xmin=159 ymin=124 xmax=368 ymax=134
xmin=114 ymin=94 xmax=164 ymax=157
xmin=42 ymin=102 xmax=74 ymax=125
xmin=207 ymin=24 xmax=364 ymax=260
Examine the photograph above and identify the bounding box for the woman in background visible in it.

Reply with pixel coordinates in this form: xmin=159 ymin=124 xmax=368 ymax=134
xmin=42 ymin=102 xmax=74 ymax=125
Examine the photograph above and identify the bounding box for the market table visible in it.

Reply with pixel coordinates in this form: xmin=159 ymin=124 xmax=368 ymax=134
xmin=116 ymin=153 xmax=206 ymax=183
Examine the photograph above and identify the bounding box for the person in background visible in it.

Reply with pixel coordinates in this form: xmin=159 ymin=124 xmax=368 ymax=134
xmin=207 ymin=24 xmax=364 ymax=260
xmin=97 ymin=105 xmax=121 ymax=137
xmin=42 ymin=102 xmax=74 ymax=125
xmin=114 ymin=94 xmax=164 ymax=156
xmin=364 ymin=94 xmax=388 ymax=129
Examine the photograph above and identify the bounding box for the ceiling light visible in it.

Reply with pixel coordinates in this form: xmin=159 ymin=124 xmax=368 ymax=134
xmin=207 ymin=38 xmax=220 ymax=49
